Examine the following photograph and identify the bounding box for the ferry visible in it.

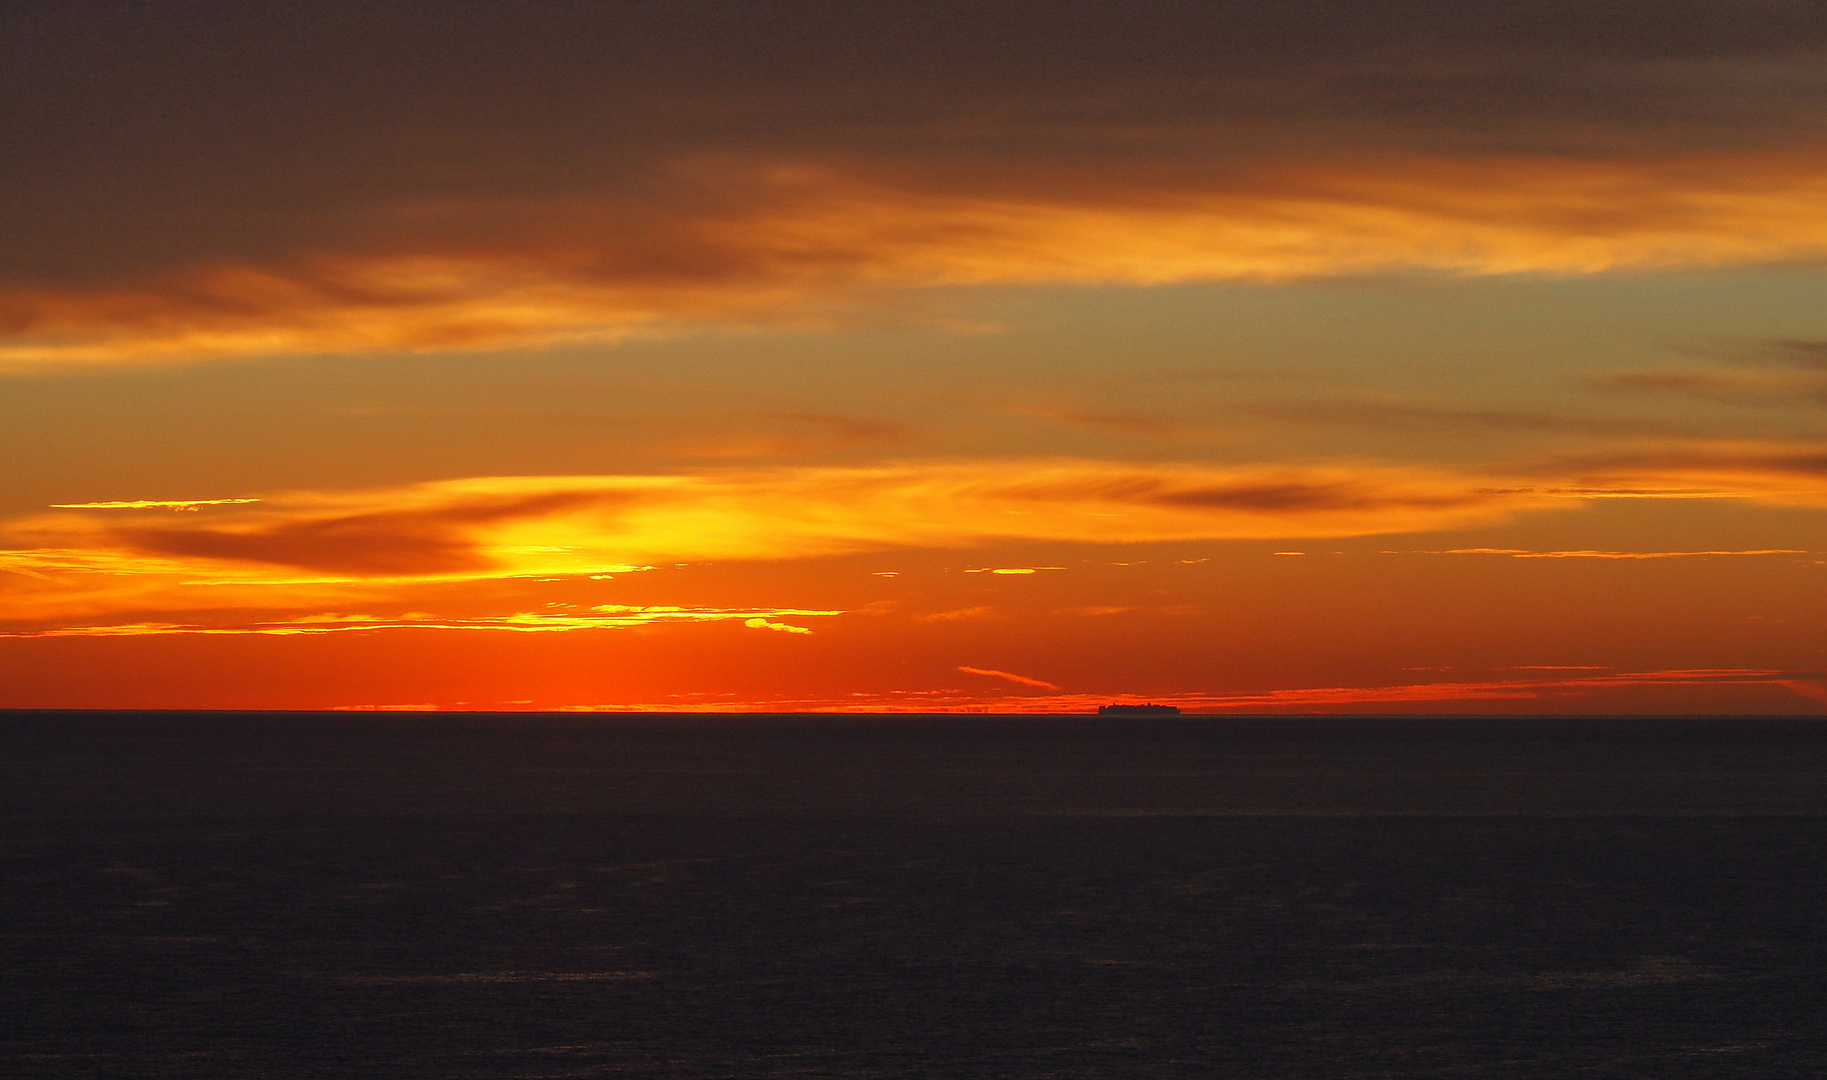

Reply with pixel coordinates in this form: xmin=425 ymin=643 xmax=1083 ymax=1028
xmin=1096 ymin=703 xmax=1182 ymax=715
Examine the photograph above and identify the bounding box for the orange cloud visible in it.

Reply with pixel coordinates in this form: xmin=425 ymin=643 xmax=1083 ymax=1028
xmin=11 ymin=152 xmax=1827 ymax=365
xmin=7 ymin=445 xmax=1827 ymax=634
xmin=1173 ymin=669 xmax=1827 ymax=711
xmin=912 ymin=607 xmax=999 ymax=623
xmin=0 ymin=460 xmax=1538 ymax=627
xmin=0 ymin=606 xmax=842 ymax=639
xmin=744 ymin=616 xmax=814 ymax=634
xmin=1784 ymin=681 xmax=1827 ymax=705
xmin=957 ymin=666 xmax=1060 ymax=690
xmin=530 ymin=667 xmax=1827 ymax=716
xmin=1435 ymin=548 xmax=1811 ymax=559
xmin=48 ymin=498 xmax=262 ymax=511
xmin=115 ymin=490 xmax=611 ymax=576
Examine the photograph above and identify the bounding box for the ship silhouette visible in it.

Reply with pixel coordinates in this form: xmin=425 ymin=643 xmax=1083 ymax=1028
xmin=1097 ymin=702 xmax=1182 ymax=715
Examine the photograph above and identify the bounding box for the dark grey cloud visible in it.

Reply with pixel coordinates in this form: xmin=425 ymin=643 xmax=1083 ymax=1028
xmin=1154 ymin=481 xmax=1477 ymax=513
xmin=1252 ymin=401 xmax=1685 ymax=436
xmin=1531 ymin=445 xmax=1827 ymax=481
xmin=1767 ymin=339 xmax=1827 ymax=370
xmin=1597 ymin=339 xmax=1827 ymax=408
xmin=6 ymin=1 xmax=1827 ymax=287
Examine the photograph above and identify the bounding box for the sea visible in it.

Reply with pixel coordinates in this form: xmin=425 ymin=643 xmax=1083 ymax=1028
xmin=2 ymin=712 xmax=1824 ymax=1078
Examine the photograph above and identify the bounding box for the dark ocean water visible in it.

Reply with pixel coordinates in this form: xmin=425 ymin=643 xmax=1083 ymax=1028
xmin=2 ymin=712 xmax=1824 ymax=1078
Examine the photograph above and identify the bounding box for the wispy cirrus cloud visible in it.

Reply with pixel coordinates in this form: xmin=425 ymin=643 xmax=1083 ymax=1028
xmin=47 ymin=498 xmax=262 ymax=512
xmin=0 ymin=605 xmax=842 ymax=639
xmin=7 ymin=458 xmax=1526 ymax=631
xmin=1515 ymin=443 xmax=1827 ymax=500
xmin=957 ymin=666 xmax=1059 ymax=690
xmin=1769 ymin=339 xmax=1827 ymax=369
xmin=7 ymin=444 xmax=1827 ymax=633
xmin=12 ymin=153 xmax=1827 ymax=366
xmin=1254 ymin=401 xmax=1685 ymax=438
xmin=538 ymin=667 xmax=1827 ymax=715
xmin=7 ymin=459 xmax=1538 ymax=589
xmin=1597 ymin=338 xmax=1827 ymax=410
xmin=1176 ymin=669 xmax=1827 ymax=710
xmin=113 ymin=491 xmax=615 ymax=577
xmin=12 ymin=3 xmax=1827 ymax=367
xmin=912 ymin=606 xmax=999 ymax=624
xmin=1413 ymin=548 xmax=1812 ymax=559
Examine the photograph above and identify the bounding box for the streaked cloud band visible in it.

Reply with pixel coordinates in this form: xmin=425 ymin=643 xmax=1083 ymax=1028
xmin=6 ymin=449 xmax=1826 ymax=634
xmin=10 ymin=153 xmax=1827 ymax=365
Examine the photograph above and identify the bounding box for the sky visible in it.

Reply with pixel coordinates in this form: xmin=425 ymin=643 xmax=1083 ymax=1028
xmin=4 ymin=0 xmax=1826 ymax=713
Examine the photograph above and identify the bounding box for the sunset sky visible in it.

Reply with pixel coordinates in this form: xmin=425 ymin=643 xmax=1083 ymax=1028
xmin=4 ymin=1 xmax=1826 ymax=712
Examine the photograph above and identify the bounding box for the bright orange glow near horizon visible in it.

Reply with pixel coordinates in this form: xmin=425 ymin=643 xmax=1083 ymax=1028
xmin=5 ymin=2 xmax=1827 ymax=712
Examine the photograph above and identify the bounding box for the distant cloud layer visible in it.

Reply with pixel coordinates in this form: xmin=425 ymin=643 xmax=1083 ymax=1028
xmin=9 ymin=155 xmax=1827 ymax=364
xmin=958 ymin=666 xmax=1059 ymax=690
xmin=6 ymin=2 xmax=1827 ymax=364
xmin=541 ymin=669 xmax=1827 ymax=714
xmin=7 ymin=4 xmax=1827 ymax=713
xmin=5 ymin=445 xmax=1827 ymax=633
xmin=6 ymin=606 xmax=843 ymax=640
